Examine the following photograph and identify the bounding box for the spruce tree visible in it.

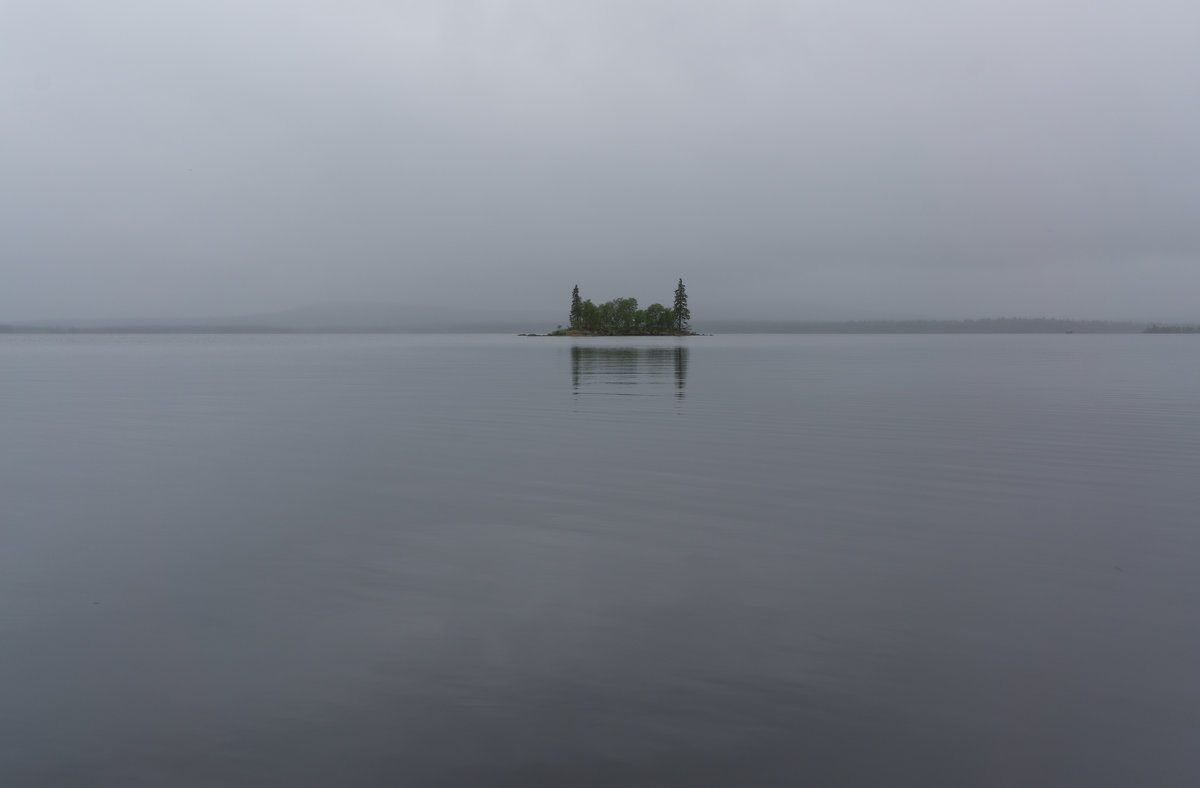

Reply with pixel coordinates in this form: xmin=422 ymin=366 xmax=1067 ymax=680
xmin=569 ymin=284 xmax=582 ymax=329
xmin=672 ymin=278 xmax=690 ymax=331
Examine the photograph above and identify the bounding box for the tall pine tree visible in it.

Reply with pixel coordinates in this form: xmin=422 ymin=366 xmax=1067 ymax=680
xmin=569 ymin=284 xmax=583 ymax=329
xmin=673 ymin=278 xmax=690 ymax=331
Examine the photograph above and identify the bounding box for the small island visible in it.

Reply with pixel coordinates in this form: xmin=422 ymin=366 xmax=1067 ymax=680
xmin=546 ymin=279 xmax=697 ymax=336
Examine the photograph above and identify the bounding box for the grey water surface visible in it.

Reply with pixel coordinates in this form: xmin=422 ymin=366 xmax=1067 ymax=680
xmin=2 ymin=334 xmax=1198 ymax=786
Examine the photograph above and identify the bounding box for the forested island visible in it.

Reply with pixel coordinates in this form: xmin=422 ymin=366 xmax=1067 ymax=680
xmin=547 ymin=279 xmax=696 ymax=336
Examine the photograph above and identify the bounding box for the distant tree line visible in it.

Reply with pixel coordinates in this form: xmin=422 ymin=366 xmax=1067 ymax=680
xmin=558 ymin=279 xmax=691 ymax=335
xmin=1144 ymin=324 xmax=1200 ymax=334
xmin=693 ymin=318 xmax=1149 ymax=334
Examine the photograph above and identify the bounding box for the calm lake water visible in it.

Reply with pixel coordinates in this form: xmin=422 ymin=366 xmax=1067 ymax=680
xmin=2 ymin=334 xmax=1198 ymax=786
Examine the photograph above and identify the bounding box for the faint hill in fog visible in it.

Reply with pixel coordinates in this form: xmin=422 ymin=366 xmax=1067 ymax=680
xmin=696 ymin=318 xmax=1149 ymax=334
xmin=244 ymin=302 xmax=559 ymax=332
xmin=4 ymin=302 xmax=560 ymax=334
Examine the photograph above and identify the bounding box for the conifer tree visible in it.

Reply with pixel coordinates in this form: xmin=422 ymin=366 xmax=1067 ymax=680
xmin=672 ymin=278 xmax=690 ymax=331
xmin=569 ymin=284 xmax=582 ymax=329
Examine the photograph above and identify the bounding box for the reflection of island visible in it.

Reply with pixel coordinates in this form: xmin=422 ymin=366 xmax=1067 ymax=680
xmin=571 ymin=346 xmax=688 ymax=399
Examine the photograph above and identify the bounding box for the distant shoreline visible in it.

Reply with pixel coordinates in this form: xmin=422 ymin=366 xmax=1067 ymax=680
xmin=2 ymin=318 xmax=1191 ymax=335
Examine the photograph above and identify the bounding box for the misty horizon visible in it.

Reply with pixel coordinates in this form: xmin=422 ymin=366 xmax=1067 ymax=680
xmin=0 ymin=296 xmax=1178 ymax=331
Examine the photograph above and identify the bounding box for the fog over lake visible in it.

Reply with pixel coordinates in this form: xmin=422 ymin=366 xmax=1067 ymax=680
xmin=7 ymin=1 xmax=1199 ymax=781
xmin=3 ymin=334 xmax=1198 ymax=786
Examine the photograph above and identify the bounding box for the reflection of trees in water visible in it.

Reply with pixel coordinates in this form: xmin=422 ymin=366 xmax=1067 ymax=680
xmin=571 ymin=346 xmax=688 ymax=399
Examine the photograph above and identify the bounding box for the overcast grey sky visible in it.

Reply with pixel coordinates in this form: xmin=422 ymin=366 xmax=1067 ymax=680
xmin=3 ymin=1 xmax=1198 ymax=321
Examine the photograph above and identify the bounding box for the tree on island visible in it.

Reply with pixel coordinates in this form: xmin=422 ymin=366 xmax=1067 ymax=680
xmin=569 ymin=284 xmax=583 ymax=329
xmin=673 ymin=278 xmax=690 ymax=331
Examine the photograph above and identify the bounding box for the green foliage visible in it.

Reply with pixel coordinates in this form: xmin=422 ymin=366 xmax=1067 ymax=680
xmin=673 ymin=278 xmax=690 ymax=331
xmin=562 ymin=282 xmax=692 ymax=335
xmin=644 ymin=303 xmax=675 ymax=333
xmin=569 ymin=285 xmax=582 ymax=329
